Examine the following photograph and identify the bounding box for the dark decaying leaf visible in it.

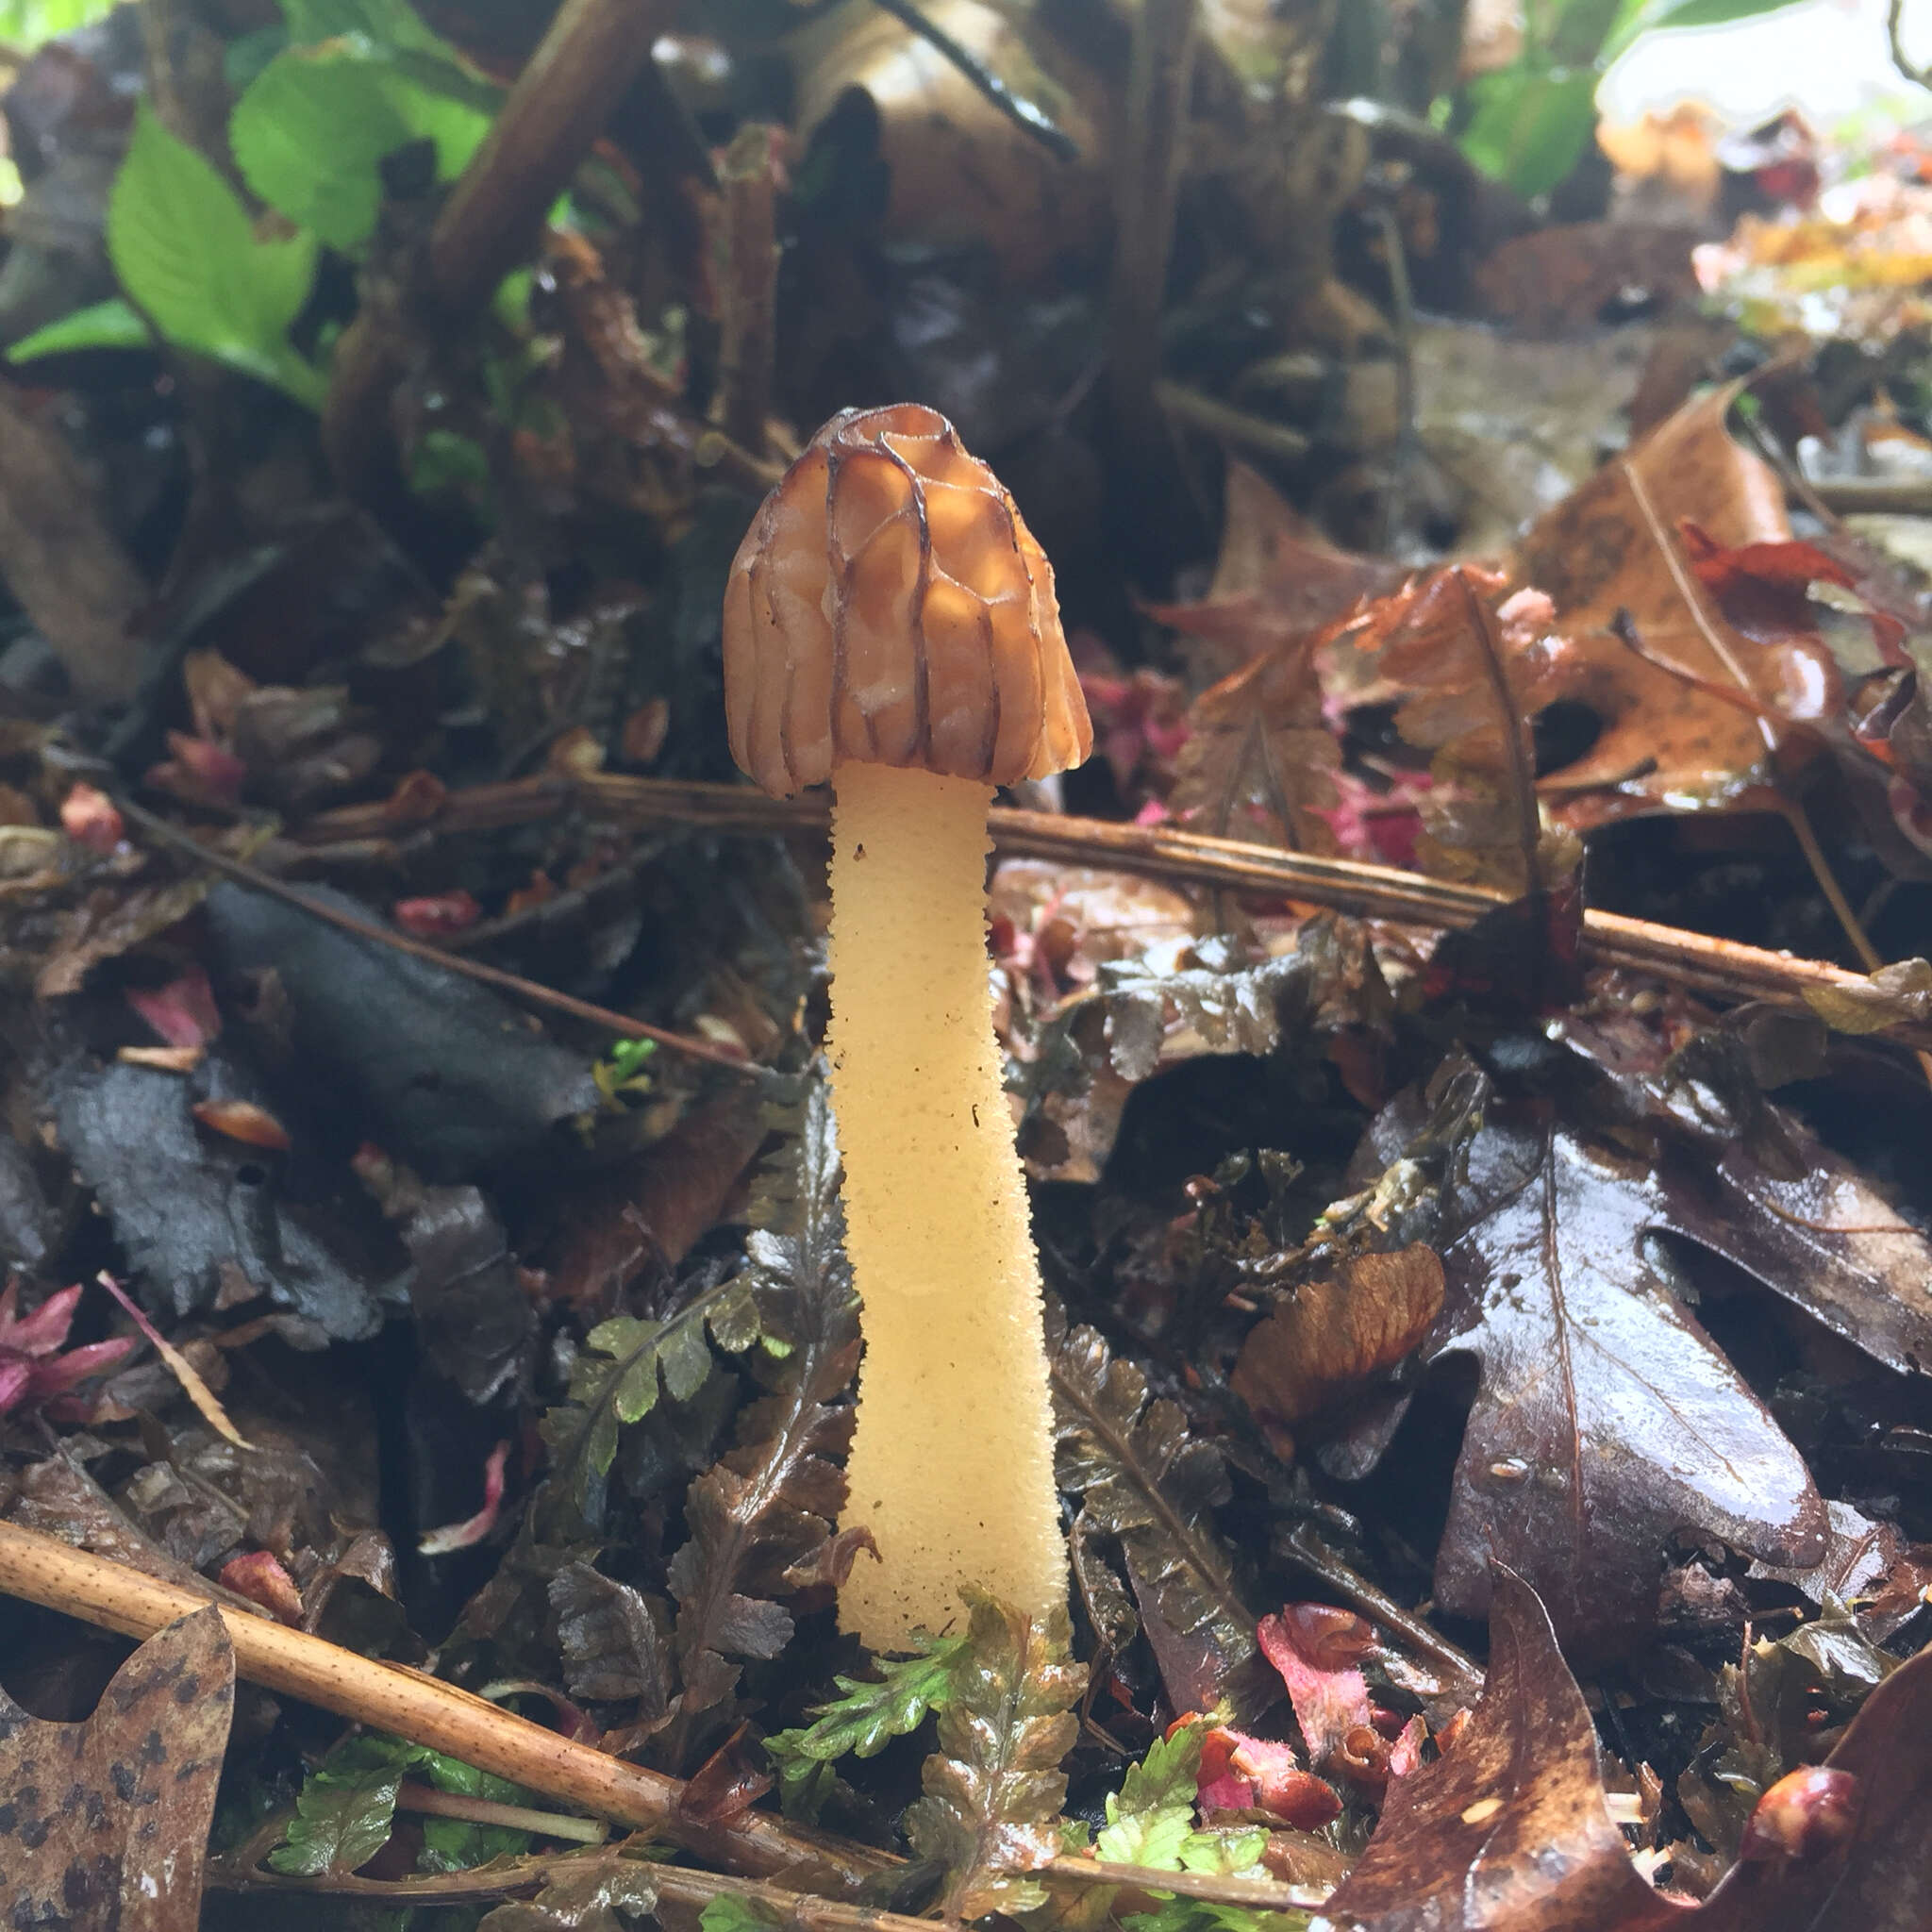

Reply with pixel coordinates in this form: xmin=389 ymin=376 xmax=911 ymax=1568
xmin=1690 ymin=1638 xmax=1932 ymax=1932
xmin=1024 ymin=923 xmax=1387 ymax=1186
xmin=54 ymin=1056 xmax=390 ymax=1341
xmin=359 ymin=1148 xmax=535 ymax=1405
xmin=905 ymin=1591 xmax=1085 ymax=1922
xmin=1657 ymin=1128 xmax=1932 ymax=1381
xmin=666 ymin=1081 xmax=864 ymax=1757
xmin=204 ymin=882 xmax=600 ymax=1181
xmin=1315 ymin=1567 xmax=1675 ymax=1932
xmin=550 ymin=1557 xmax=675 ymax=1730
xmin=0 ymin=1605 xmax=234 ymax=1931
xmin=1415 ymin=1074 xmax=1826 ymax=1657
xmin=1049 ymin=1309 xmax=1260 ymax=1716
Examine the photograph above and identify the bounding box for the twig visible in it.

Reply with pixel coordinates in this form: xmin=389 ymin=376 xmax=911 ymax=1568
xmin=210 ymin=1847 xmax=950 ymax=1928
xmin=1154 ymin=381 xmax=1312 ymax=464
xmin=395 ymin=1781 xmax=609 ymax=1842
xmin=0 ymin=1520 xmax=891 ymax=1895
xmin=324 ymin=0 xmax=671 ymax=503
xmin=709 ymin=125 xmax=780 ymax=457
xmin=284 ymin=772 xmax=1932 ymax=1050
xmin=1889 ymin=0 xmax=1930 ymax=91
xmin=1806 ymin=476 xmax=1932 ymax=516
xmin=6 ymin=1522 xmax=1338 ymax=1921
xmin=1045 ymin=1856 xmax=1326 ymax=1912
xmin=867 ymin=0 xmax=1079 ymax=160
xmin=111 ymin=791 xmax=758 ymax=1074
xmin=1108 ymin=0 xmax=1198 ymax=467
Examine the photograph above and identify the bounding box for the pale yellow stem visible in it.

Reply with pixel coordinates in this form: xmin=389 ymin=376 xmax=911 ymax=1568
xmin=827 ymin=760 xmax=1066 ymax=1647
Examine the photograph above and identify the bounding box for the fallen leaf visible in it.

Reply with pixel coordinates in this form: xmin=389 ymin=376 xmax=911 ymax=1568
xmin=0 ymin=1606 xmax=234 ymax=1929
xmin=1231 ymin=1245 xmax=1444 ymax=1449
xmin=1149 ymin=460 xmax=1405 ymax=682
xmin=1321 ymin=569 xmax=1568 ymax=891
xmin=191 ymin=1096 xmax=293 ymax=1151
xmin=1514 ymin=385 xmax=1840 ymax=828
xmin=1169 ymin=629 xmax=1341 ymax=852
xmin=1407 ymin=1070 xmax=1827 ymax=1657
xmin=1314 ymin=1566 xmax=1675 ymax=1932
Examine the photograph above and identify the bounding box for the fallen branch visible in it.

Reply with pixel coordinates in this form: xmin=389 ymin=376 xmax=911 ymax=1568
xmin=290 ymin=772 xmax=1932 ymax=1051
xmin=0 ymin=1519 xmax=889 ymax=1894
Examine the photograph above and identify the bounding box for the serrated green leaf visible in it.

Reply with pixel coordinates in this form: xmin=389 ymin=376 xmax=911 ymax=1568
xmin=7 ymin=297 xmax=151 ymax=362
xmin=541 ymin=1278 xmax=766 ymax=1525
xmin=906 ymin=1591 xmax=1085 ymax=1920
xmin=231 ymin=41 xmax=491 ymax=250
xmin=1097 ymin=1720 xmax=1205 ymax=1869
xmin=107 ymin=103 xmax=324 ymax=405
xmin=763 ymin=1632 xmax=966 ymax=1783
xmin=267 ymin=1734 xmax=430 ymax=1875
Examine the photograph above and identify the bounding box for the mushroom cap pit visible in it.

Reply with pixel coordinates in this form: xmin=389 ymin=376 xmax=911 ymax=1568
xmin=723 ymin=404 xmax=1093 ymax=797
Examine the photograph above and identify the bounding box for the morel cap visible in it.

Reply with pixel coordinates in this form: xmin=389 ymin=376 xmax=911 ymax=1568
xmin=722 ymin=404 xmax=1092 ymax=797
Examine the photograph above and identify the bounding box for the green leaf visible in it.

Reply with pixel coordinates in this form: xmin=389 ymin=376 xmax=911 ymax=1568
xmin=1457 ymin=66 xmax=1600 ymax=199
xmin=279 ymin=0 xmax=452 ymax=57
xmin=0 ymin=0 xmax=116 ymax=48
xmin=1097 ymin=1720 xmax=1206 ymax=1869
xmin=7 ymin=297 xmax=152 ymax=362
xmin=107 ymin=103 xmax=325 ymax=405
xmin=231 ymin=41 xmax=492 ymax=251
xmin=1602 ymin=0 xmax=1809 ymax=61
xmin=698 ymin=1898 xmax=785 ymax=1932
xmin=764 ymin=1633 xmax=966 ymax=1768
xmin=539 ymin=1276 xmax=761 ymax=1524
xmin=906 ymin=1591 xmax=1085 ymax=1921
xmin=267 ymin=1734 xmax=430 ymax=1875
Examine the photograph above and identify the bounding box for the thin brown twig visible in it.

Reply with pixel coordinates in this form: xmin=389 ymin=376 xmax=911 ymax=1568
xmin=112 ymin=791 xmax=757 ymax=1074
xmin=282 ymin=771 xmax=1932 ymax=1050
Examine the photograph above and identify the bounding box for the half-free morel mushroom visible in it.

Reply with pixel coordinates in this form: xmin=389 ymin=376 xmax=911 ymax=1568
xmin=723 ymin=404 xmax=1091 ymax=1648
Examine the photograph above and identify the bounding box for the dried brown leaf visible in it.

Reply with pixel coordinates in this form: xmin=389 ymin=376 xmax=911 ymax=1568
xmin=0 ymin=1606 xmax=234 ymax=1929
xmin=1230 ymin=1245 xmax=1444 ymax=1443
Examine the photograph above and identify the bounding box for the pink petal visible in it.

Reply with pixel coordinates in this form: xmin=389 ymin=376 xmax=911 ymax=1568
xmin=2 ymin=1282 xmax=80 ymax=1357
xmin=1257 ymin=1607 xmax=1374 ymax=1772
xmin=126 ymin=966 xmax=222 ymax=1048
xmin=419 ymin=1441 xmax=509 ymax=1555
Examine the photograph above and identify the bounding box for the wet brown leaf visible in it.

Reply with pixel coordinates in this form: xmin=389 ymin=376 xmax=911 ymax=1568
xmin=1417 ymin=1081 xmax=1826 ymax=1657
xmin=0 ymin=1606 xmax=234 ymax=1929
xmin=1317 ymin=1566 xmax=1676 ymax=1932
xmin=1230 ymin=1245 xmax=1444 ymax=1449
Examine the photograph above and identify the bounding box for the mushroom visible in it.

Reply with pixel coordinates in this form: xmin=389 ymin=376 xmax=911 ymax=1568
xmin=722 ymin=404 xmax=1092 ymax=1648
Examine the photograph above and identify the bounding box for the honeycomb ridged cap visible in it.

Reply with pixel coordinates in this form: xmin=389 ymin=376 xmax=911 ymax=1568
xmin=723 ymin=404 xmax=1093 ymax=797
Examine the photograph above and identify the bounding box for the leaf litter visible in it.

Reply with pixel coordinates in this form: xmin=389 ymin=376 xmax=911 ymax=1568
xmin=0 ymin=6 xmax=1929 ymax=1930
